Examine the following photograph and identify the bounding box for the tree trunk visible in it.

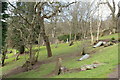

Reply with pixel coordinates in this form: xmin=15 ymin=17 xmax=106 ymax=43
xmin=74 ymin=34 xmax=76 ymax=41
xmin=19 ymin=45 xmax=25 ymax=54
xmin=29 ymin=44 xmax=35 ymax=65
xmin=41 ymin=19 xmax=52 ymax=57
xmin=90 ymin=21 xmax=94 ymax=44
xmin=15 ymin=53 xmax=20 ymax=61
xmin=52 ymin=30 xmax=55 ymax=38
xmin=43 ymin=35 xmax=52 ymax=57
xmin=106 ymin=0 xmax=116 ymax=34
xmin=83 ymin=32 xmax=86 ymax=39
xmin=118 ymin=16 xmax=120 ymax=33
xmin=69 ymin=32 xmax=72 ymax=43
xmin=35 ymin=35 xmax=41 ymax=62
xmin=2 ymin=52 xmax=6 ymax=66
xmin=22 ymin=44 xmax=35 ymax=71
xmin=1 ymin=46 xmax=7 ymax=67
xmin=96 ymin=20 xmax=102 ymax=41
xmin=96 ymin=25 xmax=100 ymax=41
xmin=118 ymin=6 xmax=120 ymax=33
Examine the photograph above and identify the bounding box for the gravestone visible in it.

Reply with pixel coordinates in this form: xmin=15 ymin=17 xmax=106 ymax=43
xmin=66 ymin=38 xmax=69 ymax=43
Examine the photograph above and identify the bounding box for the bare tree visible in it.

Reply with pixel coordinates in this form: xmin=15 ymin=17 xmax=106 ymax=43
xmin=34 ymin=2 xmax=75 ymax=57
xmin=99 ymin=0 xmax=116 ymax=33
xmin=8 ymin=2 xmax=75 ymax=70
xmin=96 ymin=2 xmax=102 ymax=41
xmin=87 ymin=0 xmax=100 ymax=44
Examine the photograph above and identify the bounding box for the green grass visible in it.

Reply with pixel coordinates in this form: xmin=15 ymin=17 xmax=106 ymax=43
xmin=100 ymin=33 xmax=118 ymax=40
xmin=7 ymin=44 xmax=118 ymax=78
xmin=2 ymin=56 xmax=26 ymax=75
xmin=53 ymin=44 xmax=118 ymax=78
xmin=1 ymin=41 xmax=81 ymax=76
xmin=36 ymin=41 xmax=82 ymax=60
xmin=9 ymin=63 xmax=56 ymax=78
xmin=1 ymin=33 xmax=118 ymax=78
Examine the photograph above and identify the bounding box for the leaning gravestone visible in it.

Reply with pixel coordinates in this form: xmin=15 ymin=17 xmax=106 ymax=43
xmin=93 ymin=41 xmax=103 ymax=48
xmin=77 ymin=54 xmax=90 ymax=61
xmin=66 ymin=38 xmax=69 ymax=43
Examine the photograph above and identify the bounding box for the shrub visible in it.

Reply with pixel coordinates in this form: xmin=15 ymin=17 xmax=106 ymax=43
xmin=111 ymin=37 xmax=115 ymax=41
xmin=57 ymin=34 xmax=75 ymax=42
xmin=118 ymin=38 xmax=120 ymax=42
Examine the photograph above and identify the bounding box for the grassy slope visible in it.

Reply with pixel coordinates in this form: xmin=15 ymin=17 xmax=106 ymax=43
xmin=1 ymin=41 xmax=81 ymax=76
xmin=1 ymin=33 xmax=119 ymax=78
xmin=53 ymin=44 xmax=118 ymax=78
xmin=99 ymin=33 xmax=118 ymax=40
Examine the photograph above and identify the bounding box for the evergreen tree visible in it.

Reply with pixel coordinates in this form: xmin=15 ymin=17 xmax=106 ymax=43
xmin=1 ymin=2 xmax=9 ymax=66
xmin=1 ymin=2 xmax=9 ymax=47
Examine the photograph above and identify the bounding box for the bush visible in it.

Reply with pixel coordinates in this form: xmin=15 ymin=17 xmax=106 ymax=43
xmin=57 ymin=34 xmax=75 ymax=42
xmin=111 ymin=37 xmax=115 ymax=41
xmin=118 ymin=38 xmax=120 ymax=42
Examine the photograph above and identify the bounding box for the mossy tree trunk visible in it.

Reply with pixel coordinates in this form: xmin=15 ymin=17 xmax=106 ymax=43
xmin=40 ymin=18 xmax=52 ymax=57
xmin=19 ymin=45 xmax=25 ymax=54
xmin=1 ymin=46 xmax=7 ymax=67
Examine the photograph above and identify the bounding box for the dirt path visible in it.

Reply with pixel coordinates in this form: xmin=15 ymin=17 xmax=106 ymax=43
xmin=108 ymin=65 xmax=120 ymax=78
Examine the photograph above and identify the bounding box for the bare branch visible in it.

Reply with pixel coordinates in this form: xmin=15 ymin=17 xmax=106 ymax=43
xmin=34 ymin=2 xmax=41 ymax=13
xmin=106 ymin=1 xmax=114 ymax=13
xmin=99 ymin=0 xmax=115 ymax=13
xmin=8 ymin=2 xmax=31 ymax=25
xmin=98 ymin=2 xmax=107 ymax=5
xmin=42 ymin=2 xmax=76 ymax=19
xmin=112 ymin=0 xmax=115 ymax=13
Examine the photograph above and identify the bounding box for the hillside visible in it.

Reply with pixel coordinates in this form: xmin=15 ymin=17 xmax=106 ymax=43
xmin=1 ymin=33 xmax=119 ymax=78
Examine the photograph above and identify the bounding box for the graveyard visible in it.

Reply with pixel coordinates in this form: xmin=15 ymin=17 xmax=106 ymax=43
xmin=1 ymin=1 xmax=120 ymax=79
xmin=1 ymin=33 xmax=119 ymax=78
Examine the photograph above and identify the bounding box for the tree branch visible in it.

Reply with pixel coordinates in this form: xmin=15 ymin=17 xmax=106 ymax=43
xmin=42 ymin=2 xmax=76 ymax=19
xmin=112 ymin=0 xmax=115 ymax=13
xmin=106 ymin=1 xmax=114 ymax=13
xmin=8 ymin=2 xmax=31 ymax=25
xmin=99 ymin=0 xmax=115 ymax=13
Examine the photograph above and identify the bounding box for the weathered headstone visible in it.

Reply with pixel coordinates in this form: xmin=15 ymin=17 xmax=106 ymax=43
xmin=77 ymin=54 xmax=90 ymax=61
xmin=85 ymin=65 xmax=94 ymax=70
xmin=93 ymin=41 xmax=103 ymax=48
xmin=66 ymin=38 xmax=69 ymax=43
xmin=80 ymin=67 xmax=86 ymax=71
